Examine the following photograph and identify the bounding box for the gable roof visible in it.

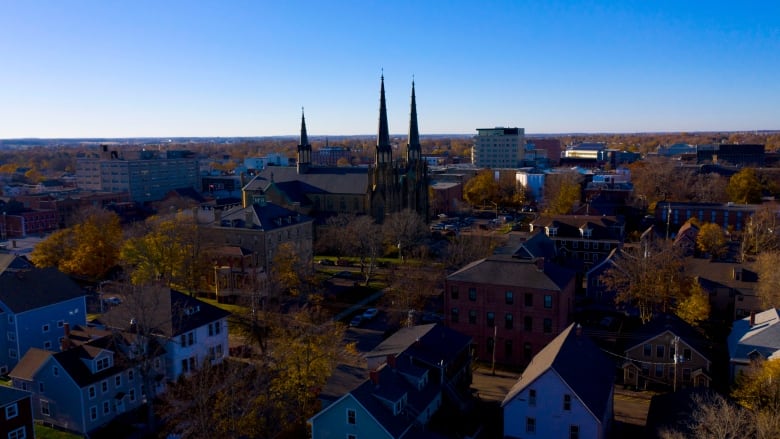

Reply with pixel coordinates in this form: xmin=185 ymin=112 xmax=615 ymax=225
xmin=447 ymin=256 xmax=574 ymax=291
xmin=365 ymin=323 xmax=471 ymax=368
xmin=211 ymin=202 xmax=313 ymax=232
xmin=252 ymin=166 xmax=369 ymax=197
xmin=0 ymin=385 xmax=31 ymax=406
xmin=502 ymin=323 xmax=615 ymax=423
xmin=532 ymin=215 xmax=624 ymax=241
xmin=728 ymin=308 xmax=780 ymax=362
xmin=99 ymin=287 xmax=230 ymax=338
xmin=0 ymin=264 xmax=85 ymax=313
xmin=9 ymin=347 xmax=52 ymax=381
xmin=624 ymin=314 xmax=710 ymax=360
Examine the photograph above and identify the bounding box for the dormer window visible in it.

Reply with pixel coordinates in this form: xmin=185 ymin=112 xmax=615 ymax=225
xmin=546 ymin=226 xmax=558 ymax=237
xmin=580 ymin=227 xmax=592 ymax=238
xmin=96 ymin=357 xmax=111 ymax=372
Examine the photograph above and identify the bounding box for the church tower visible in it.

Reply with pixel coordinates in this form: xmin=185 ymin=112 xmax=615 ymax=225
xmin=376 ymin=76 xmax=393 ymax=166
xmin=297 ymin=108 xmax=312 ymax=174
xmin=406 ymin=80 xmax=421 ymax=163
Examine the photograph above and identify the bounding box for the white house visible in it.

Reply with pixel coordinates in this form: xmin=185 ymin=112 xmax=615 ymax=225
xmin=728 ymin=308 xmax=780 ymax=381
xmin=502 ymin=323 xmax=615 ymax=439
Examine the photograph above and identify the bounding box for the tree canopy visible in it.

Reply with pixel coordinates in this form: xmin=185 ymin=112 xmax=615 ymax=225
xmin=727 ymin=168 xmax=763 ymax=204
xmin=463 ymin=170 xmax=499 ymax=208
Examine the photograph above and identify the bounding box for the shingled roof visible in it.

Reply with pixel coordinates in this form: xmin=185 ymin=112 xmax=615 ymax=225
xmin=502 ymin=323 xmax=615 ymax=423
xmin=728 ymin=308 xmax=780 ymax=363
xmin=251 ymin=166 xmax=369 ymax=198
xmin=0 ymin=260 xmax=85 ymax=313
xmin=447 ymin=256 xmax=574 ymax=291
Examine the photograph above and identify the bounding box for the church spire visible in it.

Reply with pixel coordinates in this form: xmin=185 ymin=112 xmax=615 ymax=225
xmin=406 ymin=79 xmax=421 ymax=163
xmin=297 ymin=107 xmax=311 ymax=174
xmin=376 ymin=75 xmax=392 ymax=165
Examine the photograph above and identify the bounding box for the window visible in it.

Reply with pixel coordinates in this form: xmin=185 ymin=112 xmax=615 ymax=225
xmin=505 ymin=340 xmax=513 ymax=358
xmin=526 ymin=417 xmax=536 ymax=433
xmin=90 ymin=406 xmax=97 ymax=421
xmin=42 ymin=324 xmax=50 ymax=333
xmin=486 ymin=337 xmax=494 ymax=354
xmin=655 ymin=364 xmax=664 ymax=377
xmin=8 ymin=427 xmax=26 ymax=439
xmin=469 ymin=310 xmax=477 ymax=324
xmin=347 ymin=408 xmax=356 ymax=425
xmin=96 ymin=357 xmax=110 ymax=371
xmin=129 ymin=389 xmax=136 ymax=402
xmin=44 ymin=341 xmax=52 ymax=350
xmin=188 ymin=332 xmax=194 ymax=346
xmin=128 ymin=370 xmax=134 ymax=381
xmin=451 ymin=308 xmax=459 ymax=323
xmin=57 ymin=320 xmax=64 ymax=328
xmin=543 ymin=318 xmax=552 ymax=333
xmin=505 ymin=313 xmax=513 ymax=329
xmin=88 ymin=386 xmax=96 ymax=399
xmin=5 ymin=403 xmax=18 ymax=419
xmin=486 ymin=312 xmax=495 ymax=327
xmin=41 ymin=400 xmax=50 ymax=416
xmin=643 ymin=343 xmax=652 ymax=357
xmin=9 ymin=349 xmax=17 ymax=359
xmin=39 ymin=382 xmax=44 ymax=392
xmin=683 ymin=348 xmax=692 ymax=361
xmin=529 ymin=389 xmax=536 ymax=406
xmin=7 ymin=331 xmax=15 ymax=342
xmin=101 ymin=380 xmax=108 ymax=393
xmin=563 ymin=394 xmax=571 ymax=410
xmin=505 ymin=291 xmax=513 ymax=304
xmin=103 ymin=400 xmax=110 ymax=414
xmin=525 ymin=293 xmax=533 ymax=307
xmin=656 ymin=345 xmax=665 ymax=358
xmin=524 ymin=343 xmax=532 ymax=360
xmin=347 ymin=435 xmax=356 ymax=439
xmin=115 ymin=375 xmax=122 ymax=387
xmin=53 ymin=366 xmax=58 ymax=377
xmin=468 ymin=288 xmax=477 ymax=301
xmin=570 ymin=425 xmax=580 ymax=439
xmin=683 ymin=368 xmax=691 ymax=382
xmin=450 ymin=286 xmax=459 ymax=299
xmin=544 ymin=295 xmax=552 ymax=309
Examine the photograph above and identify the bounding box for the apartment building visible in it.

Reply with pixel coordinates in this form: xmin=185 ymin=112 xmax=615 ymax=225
xmin=472 ymin=127 xmax=525 ymax=168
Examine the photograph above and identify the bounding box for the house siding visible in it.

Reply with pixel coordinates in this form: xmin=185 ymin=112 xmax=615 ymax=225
xmin=166 ymin=317 xmax=229 ymax=381
xmin=504 ymin=370 xmax=602 ymax=439
xmin=310 ymin=394 xmax=393 ymax=439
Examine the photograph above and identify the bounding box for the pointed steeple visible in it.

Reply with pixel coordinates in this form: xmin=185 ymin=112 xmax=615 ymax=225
xmin=376 ymin=75 xmax=392 ymax=165
xmin=406 ymin=79 xmax=421 ymax=163
xmin=297 ymin=107 xmax=311 ymax=174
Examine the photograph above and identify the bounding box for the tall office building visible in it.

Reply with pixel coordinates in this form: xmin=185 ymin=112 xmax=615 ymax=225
xmin=472 ymin=127 xmax=525 ymax=168
xmin=76 ymin=148 xmax=199 ymax=203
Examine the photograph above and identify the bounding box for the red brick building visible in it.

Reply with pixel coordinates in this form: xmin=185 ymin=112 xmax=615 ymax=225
xmin=445 ymin=256 xmax=575 ymax=367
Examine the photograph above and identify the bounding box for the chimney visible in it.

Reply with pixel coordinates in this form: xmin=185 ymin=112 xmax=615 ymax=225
xmin=387 ymin=354 xmax=396 ymax=368
xmin=534 ymin=257 xmax=545 ymax=271
xmin=369 ymin=370 xmax=379 ymax=385
xmin=749 ymin=311 xmax=756 ymax=327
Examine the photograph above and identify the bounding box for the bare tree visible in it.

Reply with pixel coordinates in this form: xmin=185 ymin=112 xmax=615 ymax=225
xmin=755 ymin=251 xmax=780 ymax=308
xmin=382 ymin=209 xmax=428 ymax=262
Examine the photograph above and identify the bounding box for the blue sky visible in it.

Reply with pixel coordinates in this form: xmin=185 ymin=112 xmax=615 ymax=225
xmin=1 ymin=1 xmax=778 ymax=138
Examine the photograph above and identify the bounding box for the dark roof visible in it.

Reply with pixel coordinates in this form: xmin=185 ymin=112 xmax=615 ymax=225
xmin=365 ymin=323 xmax=471 ymax=367
xmin=100 ymin=288 xmax=230 ymax=337
xmin=0 ymin=385 xmax=31 ymax=405
xmin=212 ymin=202 xmax=313 ymax=232
xmin=251 ymin=166 xmax=369 ymax=197
xmin=447 ymin=257 xmax=574 ymax=291
xmin=166 ymin=187 xmax=207 ymax=203
xmin=0 ymin=265 xmax=85 ymax=313
xmin=511 ymin=231 xmax=556 ymax=260
xmin=624 ymin=314 xmax=710 ymax=359
xmin=532 ymin=215 xmax=624 ymax=241
xmin=502 ymin=323 xmax=615 ymax=423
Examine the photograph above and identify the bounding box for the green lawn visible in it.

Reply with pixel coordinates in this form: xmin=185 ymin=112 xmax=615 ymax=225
xmin=34 ymin=424 xmax=82 ymax=439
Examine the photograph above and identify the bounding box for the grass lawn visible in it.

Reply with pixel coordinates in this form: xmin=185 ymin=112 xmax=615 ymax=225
xmin=35 ymin=424 xmax=82 ymax=439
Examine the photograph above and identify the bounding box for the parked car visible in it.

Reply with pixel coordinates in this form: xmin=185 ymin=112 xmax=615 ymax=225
xmin=349 ymin=315 xmax=363 ymax=327
xmin=318 ymin=259 xmax=335 ymax=266
xmin=103 ymin=296 xmax=122 ymax=306
xmin=362 ymin=308 xmax=379 ymax=320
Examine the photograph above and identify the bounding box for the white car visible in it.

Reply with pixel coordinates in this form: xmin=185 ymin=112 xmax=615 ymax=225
xmin=362 ymin=308 xmax=378 ymax=320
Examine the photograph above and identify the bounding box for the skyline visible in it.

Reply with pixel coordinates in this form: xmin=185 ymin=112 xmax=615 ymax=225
xmin=1 ymin=1 xmax=779 ymax=139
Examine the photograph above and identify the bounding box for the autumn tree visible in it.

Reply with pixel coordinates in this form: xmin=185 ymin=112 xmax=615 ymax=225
xmin=120 ymin=213 xmax=205 ymax=288
xmin=743 ymin=206 xmax=780 ymax=257
xmin=732 ymin=359 xmax=780 ymax=438
xmin=544 ymin=171 xmax=582 ymax=215
xmin=382 ymin=209 xmax=428 ymax=262
xmin=30 ymin=207 xmax=122 ymax=279
xmin=600 ymin=241 xmax=687 ymax=323
xmin=727 ymin=168 xmax=763 ymax=204
xmin=754 ymin=251 xmax=780 ymax=308
xmin=675 ymin=281 xmax=711 ymax=326
xmin=697 ymin=222 xmax=728 ymax=260
xmin=463 ymin=170 xmax=499 ymax=208
xmin=270 ymin=242 xmax=314 ymax=298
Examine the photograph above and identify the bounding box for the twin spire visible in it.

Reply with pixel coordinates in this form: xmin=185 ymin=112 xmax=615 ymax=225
xmin=298 ymin=75 xmax=420 ymax=169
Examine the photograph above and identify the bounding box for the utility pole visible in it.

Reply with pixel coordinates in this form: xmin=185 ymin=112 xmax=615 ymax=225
xmin=673 ymin=336 xmax=680 ymax=392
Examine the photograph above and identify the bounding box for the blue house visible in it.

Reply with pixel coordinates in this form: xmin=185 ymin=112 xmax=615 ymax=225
xmin=0 ymin=254 xmax=87 ymax=374
xmin=9 ymin=324 xmax=164 ymax=435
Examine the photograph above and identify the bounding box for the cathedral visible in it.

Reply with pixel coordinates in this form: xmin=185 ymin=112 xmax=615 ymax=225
xmin=246 ymin=76 xmax=429 ymax=223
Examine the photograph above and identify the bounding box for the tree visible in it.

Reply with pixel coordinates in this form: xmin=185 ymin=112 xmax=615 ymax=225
xmin=382 ymin=209 xmax=428 ymax=262
xmin=441 ymin=233 xmax=503 ymax=270
xmin=29 ymin=207 xmax=122 ymax=279
xmin=600 ymin=241 xmax=686 ymax=323
xmin=344 ymin=215 xmax=384 ymax=284
xmin=743 ymin=206 xmax=780 ymax=257
xmin=544 ymin=171 xmax=582 ymax=215
xmin=675 ymin=281 xmax=711 ymax=326
xmin=727 ymin=168 xmax=763 ymax=204
xmin=270 ymin=242 xmax=313 ymax=298
xmin=697 ymin=222 xmax=727 ymax=260
xmin=463 ymin=170 xmax=499 ymax=208
xmin=732 ymin=359 xmax=780 ymax=439
xmin=659 ymin=393 xmax=756 ymax=439
xmin=755 ymin=251 xmax=780 ymax=308
xmin=383 ymin=264 xmax=443 ymax=326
